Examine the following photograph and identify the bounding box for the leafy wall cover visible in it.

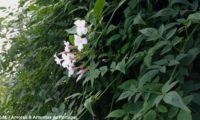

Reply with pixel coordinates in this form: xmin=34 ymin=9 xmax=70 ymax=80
xmin=0 ymin=0 xmax=200 ymax=120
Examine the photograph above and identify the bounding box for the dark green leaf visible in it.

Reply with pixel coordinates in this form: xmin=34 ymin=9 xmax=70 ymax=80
xmin=143 ymin=110 xmax=156 ymax=120
xmin=166 ymin=28 xmax=177 ymax=40
xmin=106 ymin=24 xmax=118 ymax=34
xmin=158 ymin=105 xmax=168 ymax=113
xmin=151 ymin=8 xmax=176 ymax=18
xmin=133 ymin=13 xmax=146 ymax=25
xmin=118 ymin=79 xmax=137 ymax=90
xmin=140 ymin=28 xmax=160 ymax=41
xmin=117 ymin=91 xmax=133 ymax=101
xmin=106 ymin=34 xmax=121 ymax=45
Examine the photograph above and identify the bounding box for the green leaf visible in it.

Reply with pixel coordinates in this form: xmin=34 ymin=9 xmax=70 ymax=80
xmin=117 ymin=91 xmax=133 ymax=101
xmin=45 ymin=98 xmax=53 ymax=103
xmin=106 ymin=34 xmax=121 ymax=45
xmin=65 ymin=93 xmax=82 ymax=100
xmin=187 ymin=48 xmax=200 ymax=62
xmin=157 ymin=105 xmax=168 ymax=113
xmin=28 ymin=5 xmax=39 ymax=11
xmin=99 ymin=66 xmax=108 ymax=76
xmin=183 ymin=82 xmax=200 ymax=93
xmin=188 ymin=12 xmax=200 ymax=21
xmin=106 ymin=24 xmax=117 ymax=34
xmin=143 ymin=100 xmax=154 ymax=113
xmin=153 ymin=95 xmax=164 ymax=107
xmin=140 ymin=28 xmax=160 ymax=41
xmin=123 ymin=115 xmax=130 ymax=120
xmin=143 ymin=110 xmax=156 ymax=120
xmin=163 ymin=91 xmax=190 ymax=112
xmin=168 ymin=107 xmax=179 ymax=118
xmin=171 ymin=36 xmax=182 ymax=46
xmin=177 ymin=110 xmax=192 ymax=120
xmin=106 ymin=109 xmax=126 ymax=118
xmin=93 ymin=0 xmax=106 ymax=18
xmin=144 ymin=50 xmax=153 ymax=67
xmin=151 ymin=8 xmax=176 ymax=18
xmin=121 ymin=43 xmax=129 ymax=54
xmin=170 ymin=0 xmax=192 ymax=7
xmin=162 ymin=80 xmax=178 ymax=93
xmin=84 ymin=96 xmax=96 ymax=116
xmin=183 ymin=95 xmax=193 ymax=105
xmin=133 ymin=35 xmax=145 ymax=50
xmin=117 ymin=82 xmax=137 ymax=101
xmin=116 ymin=59 xmax=126 ymax=74
xmin=69 ymin=35 xmax=74 ymax=45
xmin=86 ymin=61 xmax=101 ymax=87
xmin=59 ymin=103 xmax=65 ymax=112
xmin=159 ymin=66 xmax=166 ymax=73
xmin=66 ymin=26 xmax=76 ymax=34
xmin=52 ymin=107 xmax=59 ymax=113
xmin=133 ymin=13 xmax=146 ymax=25
xmin=138 ymin=70 xmax=159 ymax=88
xmin=166 ymin=28 xmax=177 ymax=40
xmin=161 ymin=45 xmax=172 ymax=55
xmin=192 ymin=93 xmax=200 ymax=106
xmin=181 ymin=48 xmax=200 ymax=65
xmin=176 ymin=54 xmax=187 ymax=61
xmin=128 ymin=0 xmax=139 ymax=9
xmin=110 ymin=61 xmax=116 ymax=72
xmin=118 ymin=79 xmax=137 ymax=90
xmin=158 ymin=24 xmax=165 ymax=36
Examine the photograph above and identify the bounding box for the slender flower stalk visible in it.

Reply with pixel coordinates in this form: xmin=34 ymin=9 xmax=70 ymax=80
xmin=76 ymin=67 xmax=89 ymax=82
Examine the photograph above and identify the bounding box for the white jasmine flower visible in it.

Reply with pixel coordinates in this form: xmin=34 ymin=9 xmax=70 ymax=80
xmin=68 ymin=66 xmax=75 ymax=77
xmin=61 ymin=52 xmax=75 ymax=68
xmin=74 ymin=35 xmax=88 ymax=51
xmin=74 ymin=20 xmax=86 ymax=27
xmin=64 ymin=41 xmax=71 ymax=52
xmin=74 ymin=20 xmax=88 ymax=36
xmin=54 ymin=54 xmax=62 ymax=65
xmin=61 ymin=52 xmax=76 ymax=77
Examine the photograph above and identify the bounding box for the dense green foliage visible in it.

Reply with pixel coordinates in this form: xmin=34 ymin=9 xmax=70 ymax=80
xmin=1 ymin=0 xmax=200 ymax=120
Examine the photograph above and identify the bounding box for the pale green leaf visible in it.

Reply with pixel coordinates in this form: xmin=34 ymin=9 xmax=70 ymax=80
xmin=93 ymin=0 xmax=106 ymax=18
xmin=106 ymin=109 xmax=126 ymax=118
xmin=177 ymin=110 xmax=192 ymax=120
xmin=163 ymin=91 xmax=190 ymax=112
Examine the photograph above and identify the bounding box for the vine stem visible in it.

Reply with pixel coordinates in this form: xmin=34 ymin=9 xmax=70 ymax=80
xmin=78 ymin=76 xmax=119 ymax=119
xmin=169 ymin=65 xmax=177 ymax=83
xmin=94 ymin=0 xmax=127 ymax=46
xmin=97 ymin=78 xmax=117 ymax=100
xmin=181 ymin=25 xmax=199 ymax=52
